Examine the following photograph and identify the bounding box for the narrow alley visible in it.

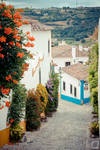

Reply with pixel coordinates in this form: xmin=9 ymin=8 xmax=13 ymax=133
xmin=2 ymin=99 xmax=92 ymax=150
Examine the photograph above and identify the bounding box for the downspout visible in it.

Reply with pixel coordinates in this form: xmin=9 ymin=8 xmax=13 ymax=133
xmin=98 ymin=18 xmax=100 ymax=137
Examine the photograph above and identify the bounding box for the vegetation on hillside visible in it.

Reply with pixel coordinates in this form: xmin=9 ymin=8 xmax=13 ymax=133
xmin=23 ymin=7 xmax=100 ymax=42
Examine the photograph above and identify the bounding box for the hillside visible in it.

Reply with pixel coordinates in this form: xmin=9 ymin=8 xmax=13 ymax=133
xmin=23 ymin=7 xmax=100 ymax=43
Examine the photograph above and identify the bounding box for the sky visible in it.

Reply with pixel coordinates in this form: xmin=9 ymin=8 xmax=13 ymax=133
xmin=5 ymin=0 xmax=100 ymax=8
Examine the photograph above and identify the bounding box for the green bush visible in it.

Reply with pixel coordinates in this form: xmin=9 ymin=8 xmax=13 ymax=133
xmin=26 ymin=90 xmax=41 ymax=131
xmin=7 ymin=84 xmax=27 ymax=126
xmin=10 ymin=124 xmax=24 ymax=142
xmin=45 ymin=72 xmax=59 ymax=115
xmin=90 ymin=122 xmax=99 ymax=136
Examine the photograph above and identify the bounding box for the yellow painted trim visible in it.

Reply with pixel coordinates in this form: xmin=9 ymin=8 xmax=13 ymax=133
xmin=0 ymin=127 xmax=10 ymax=148
xmin=19 ymin=120 xmax=26 ymax=132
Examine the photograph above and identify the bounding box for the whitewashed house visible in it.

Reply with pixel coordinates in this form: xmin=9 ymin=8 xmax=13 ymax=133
xmin=0 ymin=19 xmax=52 ymax=148
xmin=61 ymin=63 xmax=90 ymax=105
xmin=52 ymin=44 xmax=89 ymax=73
xmin=21 ymin=19 xmax=52 ymax=90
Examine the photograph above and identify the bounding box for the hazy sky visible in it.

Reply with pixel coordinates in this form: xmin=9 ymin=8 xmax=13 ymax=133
xmin=6 ymin=0 xmax=100 ymax=8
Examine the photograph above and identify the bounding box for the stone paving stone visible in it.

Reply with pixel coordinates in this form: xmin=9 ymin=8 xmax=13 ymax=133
xmin=1 ymin=100 xmax=92 ymax=150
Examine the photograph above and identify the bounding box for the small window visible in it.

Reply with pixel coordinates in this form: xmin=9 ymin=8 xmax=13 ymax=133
xmin=48 ymin=40 xmax=50 ymax=54
xmin=39 ymin=67 xmax=41 ymax=84
xmin=74 ymin=87 xmax=77 ymax=97
xmin=65 ymin=62 xmax=70 ymax=66
xmin=63 ymin=81 xmax=66 ymax=91
xmin=70 ymin=84 xmax=72 ymax=94
xmin=79 ymin=61 xmax=83 ymax=64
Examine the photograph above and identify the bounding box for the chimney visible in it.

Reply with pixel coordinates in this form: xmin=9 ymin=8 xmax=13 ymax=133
xmin=79 ymin=45 xmax=83 ymax=51
xmin=72 ymin=46 xmax=76 ymax=58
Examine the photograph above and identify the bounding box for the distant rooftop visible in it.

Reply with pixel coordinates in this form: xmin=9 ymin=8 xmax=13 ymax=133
xmin=22 ymin=16 xmax=52 ymax=31
xmin=52 ymin=45 xmax=89 ymax=58
xmin=62 ymin=63 xmax=88 ymax=81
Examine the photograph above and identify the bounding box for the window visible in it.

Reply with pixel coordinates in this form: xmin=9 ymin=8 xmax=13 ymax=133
xmin=70 ymin=84 xmax=72 ymax=94
xmin=65 ymin=62 xmax=70 ymax=67
xmin=39 ymin=67 xmax=41 ymax=84
xmin=79 ymin=61 xmax=83 ymax=64
xmin=74 ymin=87 xmax=77 ymax=97
xmin=63 ymin=81 xmax=66 ymax=91
xmin=48 ymin=40 xmax=50 ymax=54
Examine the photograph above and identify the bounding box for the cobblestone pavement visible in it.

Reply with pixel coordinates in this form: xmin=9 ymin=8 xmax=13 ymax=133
xmin=2 ymin=99 xmax=93 ymax=150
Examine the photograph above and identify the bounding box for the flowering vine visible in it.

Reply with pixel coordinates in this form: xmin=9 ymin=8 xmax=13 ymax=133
xmin=0 ymin=3 xmax=35 ymax=107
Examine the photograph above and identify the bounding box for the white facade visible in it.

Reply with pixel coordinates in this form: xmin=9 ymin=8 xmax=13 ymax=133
xmin=21 ymin=24 xmax=51 ymax=90
xmin=53 ymin=57 xmax=88 ymax=73
xmin=0 ymin=91 xmax=12 ymax=130
xmin=61 ymin=72 xmax=81 ymax=99
xmin=61 ymin=71 xmax=90 ymax=104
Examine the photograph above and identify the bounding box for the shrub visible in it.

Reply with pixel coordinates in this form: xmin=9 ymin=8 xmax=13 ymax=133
xmin=45 ymin=79 xmax=55 ymax=114
xmin=7 ymin=84 xmax=27 ymax=126
xmin=26 ymin=89 xmax=41 ymax=131
xmin=36 ymin=84 xmax=48 ymax=113
xmin=90 ymin=121 xmax=99 ymax=136
xmin=45 ymin=72 xmax=59 ymax=115
xmin=10 ymin=124 xmax=24 ymax=142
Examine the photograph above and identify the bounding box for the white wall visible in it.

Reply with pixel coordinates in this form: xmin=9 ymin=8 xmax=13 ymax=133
xmin=84 ymin=83 xmax=90 ymax=98
xmin=53 ymin=57 xmax=88 ymax=73
xmin=21 ymin=25 xmax=51 ymax=90
xmin=0 ymin=91 xmax=12 ymax=130
xmin=61 ymin=72 xmax=80 ymax=99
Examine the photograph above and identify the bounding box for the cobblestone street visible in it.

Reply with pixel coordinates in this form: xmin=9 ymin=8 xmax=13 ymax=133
xmin=2 ymin=99 xmax=92 ymax=150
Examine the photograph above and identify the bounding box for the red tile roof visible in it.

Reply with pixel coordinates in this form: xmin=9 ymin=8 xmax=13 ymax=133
xmin=62 ymin=63 xmax=88 ymax=81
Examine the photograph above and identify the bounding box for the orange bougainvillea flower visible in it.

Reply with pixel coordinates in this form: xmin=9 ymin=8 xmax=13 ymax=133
xmin=27 ymin=36 xmax=35 ymax=41
xmin=13 ymin=28 xmax=19 ymax=35
xmin=17 ymin=52 xmax=24 ymax=58
xmin=10 ymin=119 xmax=14 ymax=123
xmin=22 ymin=63 xmax=29 ymax=71
xmin=0 ymin=53 xmax=4 ymax=58
xmin=6 ymin=75 xmax=12 ymax=81
xmin=13 ymin=12 xmax=21 ymax=20
xmin=12 ymin=79 xmax=18 ymax=84
xmin=0 ymin=105 xmax=4 ymax=110
xmin=0 ymin=26 xmax=2 ymax=29
xmin=26 ymin=31 xmax=30 ymax=35
xmin=16 ymin=42 xmax=22 ymax=48
xmin=4 ymin=10 xmax=12 ymax=18
xmin=16 ymin=8 xmax=24 ymax=13
xmin=13 ymin=35 xmax=21 ymax=41
xmin=5 ymin=101 xmax=11 ymax=107
xmin=14 ymin=20 xmax=23 ymax=27
xmin=1 ymin=88 xmax=10 ymax=95
xmin=24 ymin=42 xmax=31 ymax=47
xmin=30 ymin=43 xmax=35 ymax=47
xmin=0 ymin=36 xmax=6 ymax=42
xmin=0 ymin=5 xmax=3 ymax=9
xmin=9 ymin=41 xmax=15 ymax=46
xmin=8 ymin=5 xmax=13 ymax=9
xmin=4 ymin=27 xmax=12 ymax=35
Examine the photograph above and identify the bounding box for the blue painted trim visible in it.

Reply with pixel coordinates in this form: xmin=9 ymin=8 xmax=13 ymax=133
xmin=61 ymin=94 xmax=82 ymax=105
xmin=83 ymin=97 xmax=90 ymax=104
xmin=80 ymin=80 xmax=84 ymax=100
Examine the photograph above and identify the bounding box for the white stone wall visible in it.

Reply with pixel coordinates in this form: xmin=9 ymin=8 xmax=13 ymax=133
xmin=21 ymin=25 xmax=51 ymax=90
xmin=53 ymin=57 xmax=88 ymax=73
xmin=0 ymin=91 xmax=12 ymax=130
xmin=61 ymin=72 xmax=81 ymax=99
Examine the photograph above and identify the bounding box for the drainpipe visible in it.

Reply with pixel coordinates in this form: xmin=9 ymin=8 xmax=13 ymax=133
xmin=80 ymin=80 xmax=84 ymax=104
xmin=98 ymin=18 xmax=100 ymax=137
xmin=59 ymin=67 xmax=62 ymax=99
